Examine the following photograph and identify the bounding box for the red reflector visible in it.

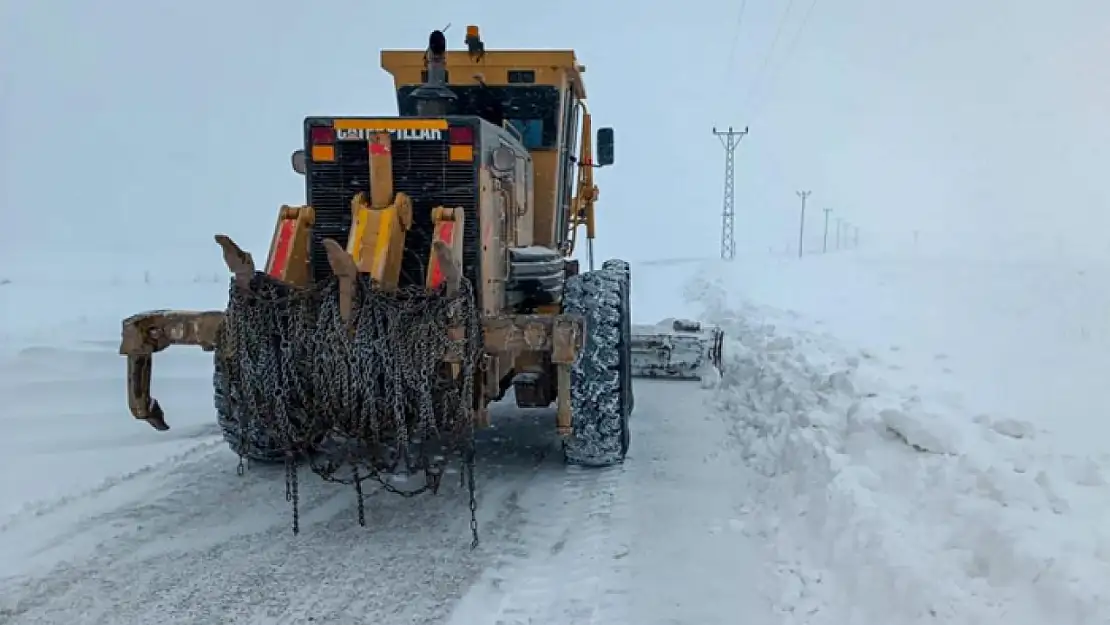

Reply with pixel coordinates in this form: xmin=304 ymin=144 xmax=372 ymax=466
xmin=449 ymin=125 xmax=474 ymax=144
xmin=310 ymin=126 xmax=335 ymax=144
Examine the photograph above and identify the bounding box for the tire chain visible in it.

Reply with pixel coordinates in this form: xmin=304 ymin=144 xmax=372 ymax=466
xmin=216 ymin=270 xmax=483 ymax=547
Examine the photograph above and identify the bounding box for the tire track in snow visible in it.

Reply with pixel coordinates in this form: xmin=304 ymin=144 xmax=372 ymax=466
xmin=447 ymin=464 xmax=633 ymax=625
xmin=447 ymin=380 xmax=779 ymax=625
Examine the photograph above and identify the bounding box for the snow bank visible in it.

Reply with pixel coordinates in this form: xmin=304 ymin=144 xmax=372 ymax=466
xmin=685 ymin=270 xmax=1110 ymax=624
xmin=699 ymin=251 xmax=1110 ymax=458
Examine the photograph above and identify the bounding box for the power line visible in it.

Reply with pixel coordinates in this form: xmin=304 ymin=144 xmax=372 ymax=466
xmin=713 ymin=126 xmax=749 ymax=260
xmin=748 ymin=0 xmax=822 ymax=123
xmin=724 ymin=0 xmax=750 ymax=81
xmin=785 ymin=0 xmax=821 ymax=64
xmin=740 ymin=0 xmax=798 ymax=116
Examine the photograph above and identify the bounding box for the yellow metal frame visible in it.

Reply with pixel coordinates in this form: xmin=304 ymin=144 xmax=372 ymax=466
xmin=334 ymin=118 xmax=448 ymax=131
xmin=344 ymin=131 xmax=412 ymax=289
xmin=263 ymin=205 xmax=315 ymax=286
xmin=347 ymin=193 xmax=413 ymax=289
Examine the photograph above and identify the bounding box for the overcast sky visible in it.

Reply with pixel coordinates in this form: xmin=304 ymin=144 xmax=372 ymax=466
xmin=3 ymin=0 xmax=1109 ymax=280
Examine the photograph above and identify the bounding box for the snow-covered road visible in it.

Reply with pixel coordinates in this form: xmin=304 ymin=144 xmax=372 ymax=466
xmin=0 ymin=365 xmax=775 ymax=624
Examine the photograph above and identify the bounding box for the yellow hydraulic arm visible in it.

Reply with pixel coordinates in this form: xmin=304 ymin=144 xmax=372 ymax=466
xmin=345 ymin=131 xmax=413 ymax=290
xmin=566 ymin=104 xmax=600 ymax=269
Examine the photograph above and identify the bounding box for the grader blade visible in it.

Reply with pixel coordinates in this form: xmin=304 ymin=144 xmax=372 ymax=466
xmin=629 ymin=318 xmax=724 ymax=380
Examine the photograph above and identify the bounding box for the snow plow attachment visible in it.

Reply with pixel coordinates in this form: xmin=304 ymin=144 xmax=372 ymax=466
xmin=629 ymin=318 xmax=724 ymax=380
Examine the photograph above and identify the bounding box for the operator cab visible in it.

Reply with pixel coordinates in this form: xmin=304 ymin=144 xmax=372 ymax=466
xmin=380 ymin=29 xmax=613 ymax=253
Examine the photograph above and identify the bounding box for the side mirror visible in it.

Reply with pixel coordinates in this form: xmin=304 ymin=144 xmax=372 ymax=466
xmin=596 ymin=127 xmax=614 ymax=167
xmin=291 ymin=149 xmax=306 ymax=175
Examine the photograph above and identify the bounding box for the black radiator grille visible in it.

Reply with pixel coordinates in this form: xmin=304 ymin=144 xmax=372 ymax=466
xmin=306 ymin=141 xmax=368 ymax=283
xmin=306 ymin=140 xmax=480 ymax=291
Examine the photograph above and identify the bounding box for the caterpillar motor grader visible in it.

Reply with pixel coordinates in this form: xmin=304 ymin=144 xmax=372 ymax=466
xmin=117 ymin=26 xmax=723 ymax=492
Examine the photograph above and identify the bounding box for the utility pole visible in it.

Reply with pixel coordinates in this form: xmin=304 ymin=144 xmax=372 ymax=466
xmin=853 ymin=227 xmax=859 ymax=249
xmin=822 ymin=208 xmax=833 ymax=253
xmin=712 ymin=126 xmax=749 ymax=260
xmin=836 ymin=218 xmax=844 ymax=250
xmin=795 ymin=191 xmax=811 ymax=258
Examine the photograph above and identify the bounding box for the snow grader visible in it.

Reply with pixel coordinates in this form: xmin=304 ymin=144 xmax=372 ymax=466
xmin=117 ymin=27 xmax=722 ymax=528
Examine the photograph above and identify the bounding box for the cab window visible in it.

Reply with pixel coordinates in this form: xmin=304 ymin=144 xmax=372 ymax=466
xmin=397 ymin=85 xmax=560 ymax=149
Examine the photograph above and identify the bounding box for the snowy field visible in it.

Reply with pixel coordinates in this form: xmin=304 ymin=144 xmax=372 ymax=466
xmin=1 ymin=252 xmax=1108 ymax=624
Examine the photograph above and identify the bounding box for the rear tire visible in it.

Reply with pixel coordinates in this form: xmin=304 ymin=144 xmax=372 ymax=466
xmin=602 ymin=259 xmax=634 ymax=416
xmin=562 ymin=262 xmax=633 ymax=467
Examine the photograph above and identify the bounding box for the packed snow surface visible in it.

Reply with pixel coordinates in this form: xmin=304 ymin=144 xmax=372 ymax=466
xmin=1 ymin=252 xmax=1108 ymax=624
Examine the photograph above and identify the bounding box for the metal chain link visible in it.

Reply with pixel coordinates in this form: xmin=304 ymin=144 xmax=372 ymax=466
xmin=216 ymin=270 xmax=483 ymax=547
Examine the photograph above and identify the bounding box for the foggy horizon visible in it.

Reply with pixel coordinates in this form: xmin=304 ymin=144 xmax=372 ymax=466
xmin=3 ymin=0 xmax=1109 ymax=277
